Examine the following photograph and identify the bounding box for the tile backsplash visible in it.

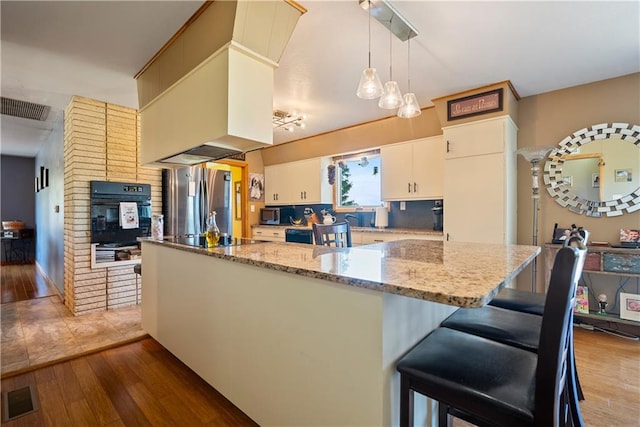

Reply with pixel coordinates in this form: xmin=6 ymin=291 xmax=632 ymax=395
xmin=275 ymin=200 xmax=443 ymax=230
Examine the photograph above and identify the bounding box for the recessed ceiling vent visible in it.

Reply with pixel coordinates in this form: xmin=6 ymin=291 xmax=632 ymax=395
xmin=1 ymin=97 xmax=50 ymax=121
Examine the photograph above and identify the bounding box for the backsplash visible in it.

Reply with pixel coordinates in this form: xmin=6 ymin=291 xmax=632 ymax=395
xmin=272 ymin=200 xmax=443 ymax=230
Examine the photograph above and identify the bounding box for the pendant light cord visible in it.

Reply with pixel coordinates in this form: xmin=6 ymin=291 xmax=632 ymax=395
xmin=389 ymin=25 xmax=393 ymax=81
xmin=368 ymin=0 xmax=372 ymax=68
xmin=407 ymin=38 xmax=411 ymax=92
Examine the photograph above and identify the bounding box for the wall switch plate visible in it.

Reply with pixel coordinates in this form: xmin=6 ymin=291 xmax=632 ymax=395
xmin=250 ymin=205 xmax=255 ymax=212
xmin=400 ymin=201 xmax=406 ymax=211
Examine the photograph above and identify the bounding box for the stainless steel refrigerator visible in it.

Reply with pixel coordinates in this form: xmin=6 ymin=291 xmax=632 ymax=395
xmin=163 ymin=167 xmax=232 ymax=238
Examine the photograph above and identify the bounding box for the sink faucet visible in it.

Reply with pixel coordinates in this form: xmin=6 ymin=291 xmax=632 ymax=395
xmin=344 ymin=214 xmax=360 ymax=227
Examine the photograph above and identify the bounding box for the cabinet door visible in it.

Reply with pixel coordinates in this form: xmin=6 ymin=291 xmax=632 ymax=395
xmin=264 ymin=164 xmax=289 ymax=205
xmin=287 ymin=158 xmax=332 ymax=205
xmin=444 ymin=117 xmax=505 ymax=160
xmin=444 ymin=152 xmax=505 ymax=244
xmin=381 ymin=142 xmax=414 ymax=200
xmin=412 ymin=136 xmax=444 ymax=199
xmin=252 ymin=227 xmax=285 ymax=242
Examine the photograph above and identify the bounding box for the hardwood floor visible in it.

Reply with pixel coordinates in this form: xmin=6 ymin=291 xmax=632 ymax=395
xmin=1 ymin=264 xmax=58 ymax=303
xmin=1 ymin=338 xmax=258 ymax=426
xmin=0 ymin=328 xmax=638 ymax=426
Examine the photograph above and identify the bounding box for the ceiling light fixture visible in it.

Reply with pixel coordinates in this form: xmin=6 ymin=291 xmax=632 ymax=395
xmin=356 ymin=0 xmax=384 ymax=99
xmin=397 ymin=38 xmax=421 ymax=118
xmin=378 ymin=27 xmax=404 ymax=109
xmin=272 ymin=110 xmax=306 ymax=132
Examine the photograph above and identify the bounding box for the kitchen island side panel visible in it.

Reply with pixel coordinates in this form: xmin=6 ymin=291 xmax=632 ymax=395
xmin=141 ymin=243 xmax=452 ymax=426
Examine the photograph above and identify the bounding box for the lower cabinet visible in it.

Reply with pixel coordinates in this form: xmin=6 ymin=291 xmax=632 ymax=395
xmin=252 ymin=227 xmax=286 ymax=242
xmin=352 ymin=231 xmax=443 ymax=246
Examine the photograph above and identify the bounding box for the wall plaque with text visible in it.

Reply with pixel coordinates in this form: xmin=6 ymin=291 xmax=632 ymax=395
xmin=447 ymin=88 xmax=503 ymax=121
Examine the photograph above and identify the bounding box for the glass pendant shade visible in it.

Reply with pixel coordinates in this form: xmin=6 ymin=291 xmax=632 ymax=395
xmin=378 ymin=81 xmax=404 ymax=109
xmin=397 ymin=93 xmax=421 ymax=118
xmin=356 ymin=68 xmax=384 ymax=99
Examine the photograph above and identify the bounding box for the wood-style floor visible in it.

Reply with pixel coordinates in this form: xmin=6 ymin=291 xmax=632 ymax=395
xmin=1 ymin=264 xmax=58 ymax=303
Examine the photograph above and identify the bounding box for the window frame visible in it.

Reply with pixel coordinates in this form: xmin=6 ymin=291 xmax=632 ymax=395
xmin=332 ymin=149 xmax=383 ymax=213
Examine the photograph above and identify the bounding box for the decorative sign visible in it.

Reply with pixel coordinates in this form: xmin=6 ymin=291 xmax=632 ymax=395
xmin=447 ymin=88 xmax=503 ymax=121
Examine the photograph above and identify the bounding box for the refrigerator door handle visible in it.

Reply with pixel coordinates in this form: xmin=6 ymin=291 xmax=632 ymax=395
xmin=200 ymin=175 xmax=208 ymax=232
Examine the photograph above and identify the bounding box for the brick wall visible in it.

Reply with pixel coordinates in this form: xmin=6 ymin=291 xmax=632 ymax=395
xmin=63 ymin=96 xmax=161 ymax=315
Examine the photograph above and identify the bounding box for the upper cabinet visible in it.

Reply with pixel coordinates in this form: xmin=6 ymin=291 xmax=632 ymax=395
xmin=381 ymin=136 xmax=445 ymax=201
xmin=443 ymin=116 xmax=517 ymax=244
xmin=265 ymin=157 xmax=332 ymax=205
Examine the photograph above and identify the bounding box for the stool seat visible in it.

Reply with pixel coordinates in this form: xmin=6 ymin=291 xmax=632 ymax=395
xmin=397 ymin=327 xmax=538 ymax=426
xmin=442 ymin=305 xmax=541 ymax=352
xmin=489 ymin=287 xmax=545 ymax=315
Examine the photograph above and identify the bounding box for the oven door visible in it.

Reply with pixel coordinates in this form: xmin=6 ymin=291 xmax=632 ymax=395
xmin=91 ymin=197 xmax=152 ymax=245
xmin=285 ymin=228 xmax=314 ymax=244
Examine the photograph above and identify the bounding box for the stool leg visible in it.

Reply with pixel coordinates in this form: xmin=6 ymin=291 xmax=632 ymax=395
xmin=567 ymin=338 xmax=585 ymax=427
xmin=438 ymin=402 xmax=452 ymax=427
xmin=400 ymin=375 xmax=414 ymax=427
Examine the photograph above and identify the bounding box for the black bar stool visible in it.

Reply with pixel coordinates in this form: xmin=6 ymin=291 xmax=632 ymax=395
xmin=440 ymin=234 xmax=588 ymax=426
xmin=397 ymin=246 xmax=580 ymax=427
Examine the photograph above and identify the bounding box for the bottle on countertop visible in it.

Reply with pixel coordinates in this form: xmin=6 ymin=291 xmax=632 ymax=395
xmin=206 ymin=211 xmax=221 ymax=247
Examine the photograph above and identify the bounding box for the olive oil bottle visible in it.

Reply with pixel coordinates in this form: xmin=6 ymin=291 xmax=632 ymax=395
xmin=206 ymin=211 xmax=221 ymax=247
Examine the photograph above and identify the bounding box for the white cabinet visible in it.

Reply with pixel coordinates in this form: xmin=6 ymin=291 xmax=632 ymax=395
xmin=381 ymin=136 xmax=444 ymax=200
xmin=252 ymin=226 xmax=285 ymax=242
xmin=352 ymin=231 xmax=444 ymax=246
xmin=443 ymin=116 xmax=517 ymax=245
xmin=265 ymin=158 xmax=332 ymax=205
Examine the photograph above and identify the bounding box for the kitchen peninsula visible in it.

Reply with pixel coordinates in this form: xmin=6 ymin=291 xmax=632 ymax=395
xmin=140 ymin=238 xmax=539 ymax=426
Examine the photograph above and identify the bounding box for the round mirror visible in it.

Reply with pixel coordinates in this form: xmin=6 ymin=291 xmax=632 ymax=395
xmin=543 ymin=123 xmax=640 ymax=217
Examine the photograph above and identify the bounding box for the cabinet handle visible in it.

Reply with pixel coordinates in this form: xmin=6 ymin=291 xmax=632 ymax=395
xmin=304 ymin=191 xmax=307 ymax=199
xmin=408 ymin=183 xmax=411 ymax=193
xmin=414 ymin=182 xmax=417 ymax=192
xmin=446 ymin=233 xmax=450 ymax=241
xmin=446 ymin=140 xmax=451 ymax=153
xmin=301 ymin=191 xmax=304 ymax=199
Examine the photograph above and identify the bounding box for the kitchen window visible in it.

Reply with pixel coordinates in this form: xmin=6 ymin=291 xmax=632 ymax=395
xmin=333 ymin=150 xmax=382 ymax=211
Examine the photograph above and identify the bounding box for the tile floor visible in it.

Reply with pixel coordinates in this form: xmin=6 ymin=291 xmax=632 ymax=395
xmin=1 ymin=295 xmax=146 ymax=376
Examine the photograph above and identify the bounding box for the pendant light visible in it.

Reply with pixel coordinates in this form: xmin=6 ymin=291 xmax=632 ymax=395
xmin=378 ymin=27 xmax=404 ymax=109
xmin=356 ymin=0 xmax=383 ymax=99
xmin=397 ymin=38 xmax=421 ymax=118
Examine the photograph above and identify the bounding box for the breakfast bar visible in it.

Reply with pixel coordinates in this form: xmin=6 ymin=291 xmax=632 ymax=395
xmin=140 ymin=238 xmax=539 ymax=426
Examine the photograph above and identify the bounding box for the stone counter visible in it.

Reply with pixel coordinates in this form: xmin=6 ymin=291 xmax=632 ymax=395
xmin=141 ymin=238 xmax=539 ymax=308
xmin=251 ymin=223 xmax=444 ymax=237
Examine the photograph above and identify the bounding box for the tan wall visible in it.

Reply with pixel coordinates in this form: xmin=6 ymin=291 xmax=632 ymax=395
xmin=260 ymin=107 xmax=442 ymax=166
xmin=518 ymin=72 xmax=640 ymax=250
xmin=64 ymin=96 xmax=162 ymax=315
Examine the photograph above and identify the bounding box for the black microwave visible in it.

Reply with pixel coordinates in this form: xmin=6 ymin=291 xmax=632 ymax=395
xmin=260 ymin=207 xmax=280 ymax=225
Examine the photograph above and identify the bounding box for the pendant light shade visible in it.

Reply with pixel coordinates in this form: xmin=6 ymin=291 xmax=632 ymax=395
xmin=397 ymin=93 xmax=421 ymax=118
xmin=378 ymin=28 xmax=404 ymax=109
xmin=356 ymin=0 xmax=383 ymax=100
xmin=357 ymin=68 xmax=384 ymax=99
xmin=378 ymin=81 xmax=404 ymax=109
xmin=397 ymin=39 xmax=421 ymax=118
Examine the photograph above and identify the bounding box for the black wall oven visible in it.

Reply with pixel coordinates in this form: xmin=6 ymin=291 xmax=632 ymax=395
xmin=90 ymin=181 xmax=152 ymax=246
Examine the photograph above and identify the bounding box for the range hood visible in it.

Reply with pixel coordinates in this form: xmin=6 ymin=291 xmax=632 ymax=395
xmin=136 ymin=1 xmax=305 ymax=167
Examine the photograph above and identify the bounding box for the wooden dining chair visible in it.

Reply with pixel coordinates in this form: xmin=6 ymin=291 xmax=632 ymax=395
xmin=397 ymin=246 xmax=581 ymax=427
xmin=312 ymin=222 xmax=352 ymax=247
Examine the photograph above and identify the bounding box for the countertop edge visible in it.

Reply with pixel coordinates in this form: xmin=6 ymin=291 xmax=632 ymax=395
xmin=141 ymin=238 xmax=540 ymax=308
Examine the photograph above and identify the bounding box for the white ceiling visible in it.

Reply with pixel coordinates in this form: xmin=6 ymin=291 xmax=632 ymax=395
xmin=1 ymin=1 xmax=639 ymax=158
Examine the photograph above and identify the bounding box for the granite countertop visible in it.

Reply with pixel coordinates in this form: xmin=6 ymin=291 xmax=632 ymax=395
xmin=142 ymin=238 xmax=539 ymax=308
xmin=251 ymin=223 xmax=443 ymax=236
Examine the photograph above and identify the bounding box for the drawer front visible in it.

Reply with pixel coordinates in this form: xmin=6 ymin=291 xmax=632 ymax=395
xmin=583 ymin=253 xmax=601 ymax=271
xmin=603 ymin=253 xmax=640 ymax=274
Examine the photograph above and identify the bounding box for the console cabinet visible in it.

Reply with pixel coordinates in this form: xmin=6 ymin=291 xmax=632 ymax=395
xmin=544 ymin=244 xmax=640 ymax=327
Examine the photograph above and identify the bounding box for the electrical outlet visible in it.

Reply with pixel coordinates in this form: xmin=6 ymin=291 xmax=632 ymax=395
xmin=400 ymin=201 xmax=406 ymax=211
xmin=250 ymin=205 xmax=255 ymax=213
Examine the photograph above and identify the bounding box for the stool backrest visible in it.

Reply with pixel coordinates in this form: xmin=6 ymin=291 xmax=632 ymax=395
xmin=534 ymin=246 xmax=585 ymax=426
xmin=312 ymin=222 xmax=352 ymax=247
